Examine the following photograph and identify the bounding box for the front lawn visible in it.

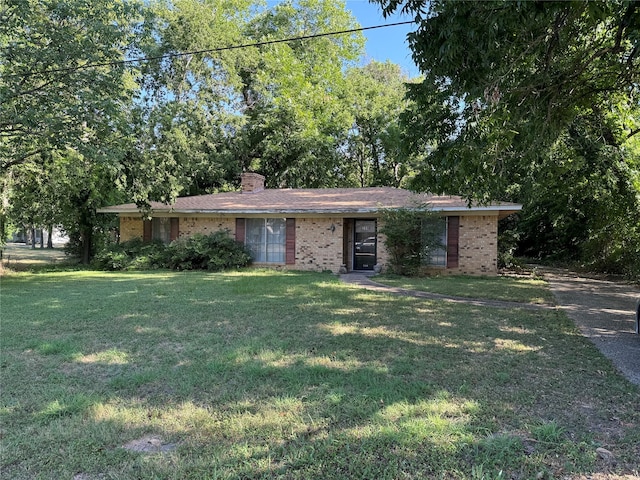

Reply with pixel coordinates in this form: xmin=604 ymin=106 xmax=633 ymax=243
xmin=1 ymin=270 xmax=638 ymax=479
xmin=374 ymin=273 xmax=555 ymax=304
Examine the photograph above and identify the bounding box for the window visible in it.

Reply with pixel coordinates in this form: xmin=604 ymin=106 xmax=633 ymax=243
xmin=152 ymin=218 xmax=171 ymax=244
xmin=144 ymin=218 xmax=179 ymax=244
xmin=245 ymin=218 xmax=286 ymax=263
xmin=422 ymin=217 xmax=447 ymax=267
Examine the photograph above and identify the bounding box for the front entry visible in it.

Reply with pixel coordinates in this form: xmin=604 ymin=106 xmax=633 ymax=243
xmin=354 ymin=220 xmax=377 ymax=270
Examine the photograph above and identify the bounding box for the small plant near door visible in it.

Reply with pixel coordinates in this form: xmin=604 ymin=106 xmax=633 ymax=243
xmin=379 ymin=205 xmax=443 ymax=275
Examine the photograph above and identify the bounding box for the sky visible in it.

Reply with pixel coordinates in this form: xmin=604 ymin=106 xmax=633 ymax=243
xmin=263 ymin=0 xmax=420 ymax=78
xmin=344 ymin=0 xmax=419 ymax=78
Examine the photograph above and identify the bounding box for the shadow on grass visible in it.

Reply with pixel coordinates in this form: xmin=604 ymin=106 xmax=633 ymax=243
xmin=2 ymin=271 xmax=639 ymax=479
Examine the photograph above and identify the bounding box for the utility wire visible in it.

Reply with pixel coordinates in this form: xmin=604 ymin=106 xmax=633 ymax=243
xmin=6 ymin=20 xmax=415 ymax=80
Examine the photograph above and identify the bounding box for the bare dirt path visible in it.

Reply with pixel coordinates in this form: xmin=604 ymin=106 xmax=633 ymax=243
xmin=540 ymin=268 xmax=640 ymax=386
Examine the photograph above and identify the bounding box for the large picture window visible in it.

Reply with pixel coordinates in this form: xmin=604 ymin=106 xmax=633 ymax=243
xmin=245 ymin=218 xmax=286 ymax=263
xmin=422 ymin=217 xmax=447 ymax=267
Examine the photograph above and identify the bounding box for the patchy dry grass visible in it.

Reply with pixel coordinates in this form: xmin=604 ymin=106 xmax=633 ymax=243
xmin=1 ymin=242 xmax=76 ymax=274
xmin=1 ymin=269 xmax=638 ymax=479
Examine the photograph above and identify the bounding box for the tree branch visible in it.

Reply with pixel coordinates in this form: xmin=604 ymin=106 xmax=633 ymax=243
xmin=1 ymin=149 xmax=45 ymax=172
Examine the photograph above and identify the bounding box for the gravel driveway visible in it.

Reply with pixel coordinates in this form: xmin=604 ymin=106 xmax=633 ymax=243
xmin=541 ymin=268 xmax=640 ymax=386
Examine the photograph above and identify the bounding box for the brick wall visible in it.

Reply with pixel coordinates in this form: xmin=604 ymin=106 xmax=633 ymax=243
xmin=118 ymin=213 xmax=498 ymax=275
xmin=448 ymin=214 xmax=498 ymax=275
xmin=294 ymin=217 xmax=344 ymax=272
xmin=179 ymin=217 xmax=235 ymax=237
xmin=119 ymin=217 xmax=144 ymax=242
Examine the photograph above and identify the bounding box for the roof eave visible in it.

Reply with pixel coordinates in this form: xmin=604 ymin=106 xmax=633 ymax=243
xmin=97 ymin=205 xmax=523 ymax=216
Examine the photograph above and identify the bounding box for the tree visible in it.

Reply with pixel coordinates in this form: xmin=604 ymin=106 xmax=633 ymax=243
xmin=1 ymin=0 xmax=151 ymax=257
xmin=0 ymin=0 xmax=146 ymax=172
xmin=344 ymin=61 xmax=413 ymax=187
xmin=232 ymin=0 xmax=365 ymax=188
xmin=5 ymin=150 xmax=122 ymax=262
xmin=375 ymin=0 xmax=640 ymax=276
xmin=118 ymin=0 xmax=257 ymax=206
xmin=379 ymin=204 xmax=443 ymax=275
xmin=126 ymin=0 xmax=366 ymax=197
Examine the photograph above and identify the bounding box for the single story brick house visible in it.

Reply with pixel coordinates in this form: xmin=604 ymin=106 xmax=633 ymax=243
xmin=98 ymin=173 xmax=521 ymax=275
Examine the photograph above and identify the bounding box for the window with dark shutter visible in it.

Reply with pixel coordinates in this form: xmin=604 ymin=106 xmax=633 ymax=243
xmin=143 ymin=219 xmax=152 ymax=243
xmin=446 ymin=216 xmax=459 ymax=269
xmin=421 ymin=217 xmax=447 ymax=266
xmin=235 ymin=218 xmax=245 ymax=243
xmin=286 ymin=218 xmax=296 ymax=265
xmin=170 ymin=218 xmax=179 ymax=242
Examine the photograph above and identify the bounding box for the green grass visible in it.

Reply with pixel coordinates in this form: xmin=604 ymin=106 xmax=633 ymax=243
xmin=1 ymin=269 xmax=639 ymax=479
xmin=374 ymin=273 xmax=555 ymax=304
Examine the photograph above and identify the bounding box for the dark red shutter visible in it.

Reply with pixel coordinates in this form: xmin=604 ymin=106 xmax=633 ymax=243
xmin=235 ymin=218 xmax=245 ymax=243
xmin=143 ymin=219 xmax=152 ymax=243
xmin=446 ymin=216 xmax=459 ymax=269
xmin=170 ymin=218 xmax=179 ymax=241
xmin=286 ymin=218 xmax=296 ymax=265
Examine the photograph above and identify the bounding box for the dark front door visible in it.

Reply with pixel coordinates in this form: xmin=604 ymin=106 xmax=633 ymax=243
xmin=354 ymin=220 xmax=376 ymax=270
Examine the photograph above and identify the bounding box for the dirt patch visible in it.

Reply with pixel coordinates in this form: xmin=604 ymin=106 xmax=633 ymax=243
xmin=122 ymin=435 xmax=178 ymax=453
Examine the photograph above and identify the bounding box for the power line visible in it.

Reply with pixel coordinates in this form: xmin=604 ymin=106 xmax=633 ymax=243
xmin=6 ymin=20 xmax=415 ymax=80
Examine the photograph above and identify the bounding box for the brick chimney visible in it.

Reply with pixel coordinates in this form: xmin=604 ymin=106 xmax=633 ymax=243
xmin=241 ymin=172 xmax=265 ymax=193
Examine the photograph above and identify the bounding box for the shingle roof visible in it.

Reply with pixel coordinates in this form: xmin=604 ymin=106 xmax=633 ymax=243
xmin=98 ymin=187 xmax=521 ymax=216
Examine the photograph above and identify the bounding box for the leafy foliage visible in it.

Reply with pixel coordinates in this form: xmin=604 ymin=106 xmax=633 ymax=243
xmin=163 ymin=231 xmax=252 ymax=271
xmin=93 ymin=238 xmax=166 ymax=271
xmin=375 ymin=0 xmax=640 ymax=278
xmin=379 ymin=206 xmax=442 ymax=275
xmin=94 ymin=231 xmax=252 ymax=272
xmin=1 ymin=0 xmax=412 ymax=263
xmin=0 ymin=0 xmax=145 ymax=172
xmin=344 ymin=61 xmax=414 ymax=187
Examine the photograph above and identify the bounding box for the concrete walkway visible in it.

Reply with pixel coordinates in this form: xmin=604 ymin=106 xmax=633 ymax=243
xmin=340 ymin=271 xmax=640 ymax=386
xmin=540 ymin=268 xmax=640 ymax=386
xmin=339 ymin=272 xmax=554 ymax=311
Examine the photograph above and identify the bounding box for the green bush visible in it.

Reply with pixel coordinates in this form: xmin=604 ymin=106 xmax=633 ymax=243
xmin=93 ymin=239 xmax=166 ymax=271
xmin=94 ymin=231 xmax=252 ymax=272
xmin=164 ymin=231 xmax=252 ymax=271
xmin=379 ymin=205 xmax=443 ymax=276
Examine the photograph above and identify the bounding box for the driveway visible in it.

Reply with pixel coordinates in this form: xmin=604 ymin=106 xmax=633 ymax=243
xmin=541 ymin=268 xmax=640 ymax=386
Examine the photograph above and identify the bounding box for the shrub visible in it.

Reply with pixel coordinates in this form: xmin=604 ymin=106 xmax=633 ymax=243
xmin=164 ymin=231 xmax=252 ymax=271
xmin=379 ymin=205 xmax=443 ymax=276
xmin=93 ymin=239 xmax=166 ymax=271
xmin=95 ymin=231 xmax=252 ymax=272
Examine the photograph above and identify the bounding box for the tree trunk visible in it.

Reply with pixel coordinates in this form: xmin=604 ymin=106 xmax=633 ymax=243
xmin=40 ymin=228 xmax=44 ymax=249
xmin=47 ymin=225 xmax=53 ymax=248
xmin=31 ymin=226 xmax=36 ymax=249
xmin=81 ymin=227 xmax=92 ymax=264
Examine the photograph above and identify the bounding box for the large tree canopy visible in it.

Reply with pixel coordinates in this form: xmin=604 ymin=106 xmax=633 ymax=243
xmin=377 ymin=0 xmax=639 ymax=199
xmin=376 ymin=0 xmax=640 ymax=276
xmin=0 ymin=0 xmax=145 ymax=172
xmin=2 ymin=0 xmax=414 ymax=260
